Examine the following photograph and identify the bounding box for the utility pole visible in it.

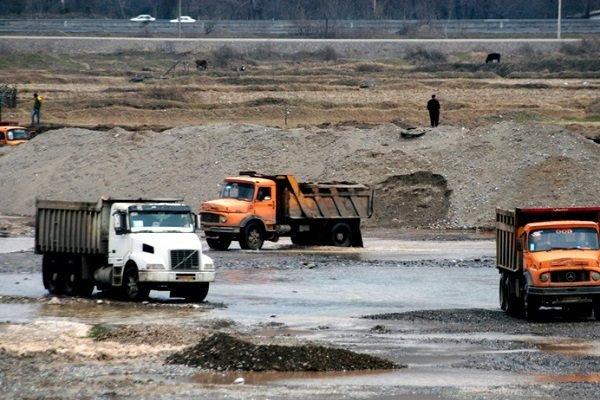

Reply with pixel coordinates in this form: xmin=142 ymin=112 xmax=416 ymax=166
xmin=557 ymin=0 xmax=562 ymax=39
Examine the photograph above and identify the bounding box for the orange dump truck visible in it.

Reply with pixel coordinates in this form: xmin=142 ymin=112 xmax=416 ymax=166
xmin=200 ymin=171 xmax=374 ymax=250
xmin=496 ymin=207 xmax=600 ymax=320
xmin=0 ymin=124 xmax=31 ymax=146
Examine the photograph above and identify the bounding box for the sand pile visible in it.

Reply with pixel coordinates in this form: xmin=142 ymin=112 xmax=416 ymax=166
xmin=0 ymin=121 xmax=597 ymax=228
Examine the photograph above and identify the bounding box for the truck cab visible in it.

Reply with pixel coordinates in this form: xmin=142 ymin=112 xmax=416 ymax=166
xmin=200 ymin=176 xmax=277 ymax=250
xmin=521 ymin=221 xmax=600 ymax=288
xmin=497 ymin=207 xmax=600 ymax=320
xmin=0 ymin=125 xmax=31 ymax=146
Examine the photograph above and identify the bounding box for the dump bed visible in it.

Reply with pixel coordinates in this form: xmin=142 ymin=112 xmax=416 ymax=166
xmin=288 ymin=180 xmax=373 ymax=219
xmin=257 ymin=173 xmax=373 ymax=221
xmin=35 ymin=199 xmax=109 ymax=255
xmin=496 ymin=207 xmax=600 ymax=273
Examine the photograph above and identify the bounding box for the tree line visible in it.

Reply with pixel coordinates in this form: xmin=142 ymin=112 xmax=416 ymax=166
xmin=3 ymin=0 xmax=600 ymax=20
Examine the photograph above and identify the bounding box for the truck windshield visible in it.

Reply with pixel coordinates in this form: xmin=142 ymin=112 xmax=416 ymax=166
xmin=129 ymin=211 xmax=194 ymax=232
xmin=528 ymin=228 xmax=599 ymax=252
xmin=8 ymin=129 xmax=30 ymax=140
xmin=221 ymin=182 xmax=254 ymax=201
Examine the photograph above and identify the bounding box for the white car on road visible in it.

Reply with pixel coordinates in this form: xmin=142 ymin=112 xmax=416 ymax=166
xmin=170 ymin=16 xmax=196 ymax=23
xmin=130 ymin=14 xmax=156 ymax=22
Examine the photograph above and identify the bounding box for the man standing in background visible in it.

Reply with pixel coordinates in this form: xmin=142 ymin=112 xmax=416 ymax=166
xmin=427 ymin=94 xmax=440 ymax=128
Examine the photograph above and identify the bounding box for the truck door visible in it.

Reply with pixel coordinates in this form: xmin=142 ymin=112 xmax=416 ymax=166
xmin=108 ymin=209 xmax=130 ymax=267
xmin=255 ymin=186 xmax=276 ymax=226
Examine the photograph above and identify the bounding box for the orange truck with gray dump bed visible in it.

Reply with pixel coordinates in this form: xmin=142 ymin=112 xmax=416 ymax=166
xmin=200 ymin=171 xmax=374 ymax=250
xmin=496 ymin=207 xmax=600 ymax=320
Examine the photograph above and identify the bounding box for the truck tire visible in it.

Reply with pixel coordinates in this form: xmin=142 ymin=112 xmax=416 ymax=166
xmin=42 ymin=254 xmax=64 ymax=295
xmin=504 ymin=274 xmax=521 ymax=317
xmin=499 ymin=276 xmax=508 ymax=311
xmin=239 ymin=222 xmax=264 ymax=250
xmin=206 ymin=236 xmax=232 ymax=250
xmin=181 ymin=282 xmax=210 ymax=303
xmin=64 ymin=256 xmax=85 ymax=297
xmin=330 ymin=222 xmax=352 ymax=247
xmin=523 ymin=286 xmax=539 ymax=321
xmin=121 ymin=264 xmax=149 ymax=301
xmin=594 ymin=301 xmax=600 ymax=321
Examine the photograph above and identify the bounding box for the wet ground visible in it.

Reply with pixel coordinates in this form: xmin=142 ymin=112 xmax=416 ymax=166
xmin=2 ymin=229 xmax=600 ymax=399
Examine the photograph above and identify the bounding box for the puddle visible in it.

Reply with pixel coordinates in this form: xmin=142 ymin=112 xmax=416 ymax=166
xmin=535 ymin=373 xmax=600 ymax=383
xmin=192 ymin=367 xmax=527 ymax=387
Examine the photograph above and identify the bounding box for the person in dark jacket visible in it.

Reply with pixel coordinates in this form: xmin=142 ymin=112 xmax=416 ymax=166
xmin=426 ymin=94 xmax=440 ymax=127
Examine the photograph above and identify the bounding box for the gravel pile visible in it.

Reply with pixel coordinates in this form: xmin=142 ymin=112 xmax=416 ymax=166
xmin=165 ymin=332 xmax=402 ymax=371
xmin=0 ymin=121 xmax=598 ymax=228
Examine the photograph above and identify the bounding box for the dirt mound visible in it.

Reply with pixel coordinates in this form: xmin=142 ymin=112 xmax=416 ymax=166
xmin=375 ymin=172 xmax=451 ymax=227
xmin=0 ymin=121 xmax=598 ymax=228
xmin=165 ymin=332 xmax=401 ymax=371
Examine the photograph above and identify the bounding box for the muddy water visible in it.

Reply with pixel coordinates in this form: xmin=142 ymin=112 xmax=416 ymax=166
xmin=0 ymin=233 xmax=557 ymax=391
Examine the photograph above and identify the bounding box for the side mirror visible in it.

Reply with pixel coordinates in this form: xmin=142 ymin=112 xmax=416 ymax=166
xmin=194 ymin=213 xmax=200 ymax=231
xmin=113 ymin=212 xmax=127 ymax=235
xmin=257 ymin=192 xmax=265 ymax=201
xmin=516 ymin=237 xmax=523 ymax=251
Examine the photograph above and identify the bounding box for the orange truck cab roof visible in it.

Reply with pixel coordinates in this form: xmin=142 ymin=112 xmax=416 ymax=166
xmin=225 ymin=176 xmax=275 ymax=186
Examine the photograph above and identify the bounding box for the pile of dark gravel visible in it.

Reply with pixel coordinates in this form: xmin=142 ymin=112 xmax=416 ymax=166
xmin=165 ymin=332 xmax=402 ymax=372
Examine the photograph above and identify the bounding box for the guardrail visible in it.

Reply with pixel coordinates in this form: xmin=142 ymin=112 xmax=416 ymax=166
xmin=0 ymin=19 xmax=598 ymax=38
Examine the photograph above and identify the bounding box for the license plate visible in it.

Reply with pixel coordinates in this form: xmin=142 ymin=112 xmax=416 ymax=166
xmin=177 ymin=274 xmax=195 ymax=281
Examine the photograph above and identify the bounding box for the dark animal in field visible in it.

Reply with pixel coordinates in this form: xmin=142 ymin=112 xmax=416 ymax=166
xmin=485 ymin=53 xmax=501 ymax=63
xmin=196 ymin=59 xmax=208 ymax=70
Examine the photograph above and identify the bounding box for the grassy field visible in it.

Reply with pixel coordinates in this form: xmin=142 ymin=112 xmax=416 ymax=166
xmin=2 ymin=41 xmax=599 ymax=138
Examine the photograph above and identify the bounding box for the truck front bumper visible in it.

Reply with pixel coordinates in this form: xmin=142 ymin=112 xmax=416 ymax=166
xmin=204 ymin=226 xmax=240 ymax=234
xmin=138 ymin=271 xmax=215 ymax=283
xmin=528 ymin=286 xmax=600 ymax=306
xmin=528 ymin=286 xmax=600 ymax=296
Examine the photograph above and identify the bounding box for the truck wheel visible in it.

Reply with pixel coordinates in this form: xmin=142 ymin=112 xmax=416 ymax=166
xmin=42 ymin=254 xmax=64 ymax=295
xmin=499 ymin=276 xmax=508 ymax=311
xmin=523 ymin=290 xmax=539 ymax=321
xmin=505 ymin=275 xmax=520 ymax=317
xmin=181 ymin=283 xmax=210 ymax=303
xmin=206 ymin=236 xmax=232 ymax=250
xmin=330 ymin=222 xmax=352 ymax=247
xmin=64 ymin=257 xmax=81 ymax=296
xmin=240 ymin=223 xmax=264 ymax=250
xmin=594 ymin=302 xmax=600 ymax=321
xmin=121 ymin=265 xmax=149 ymax=301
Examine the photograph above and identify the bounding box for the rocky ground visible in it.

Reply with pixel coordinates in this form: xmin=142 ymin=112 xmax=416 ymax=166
xmin=2 ymin=245 xmax=600 ymax=399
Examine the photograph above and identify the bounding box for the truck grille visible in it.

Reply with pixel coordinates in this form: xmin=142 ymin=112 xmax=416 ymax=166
xmin=551 ymin=270 xmax=589 ymax=283
xmin=170 ymin=250 xmax=199 ymax=270
xmin=201 ymin=213 xmax=220 ymax=223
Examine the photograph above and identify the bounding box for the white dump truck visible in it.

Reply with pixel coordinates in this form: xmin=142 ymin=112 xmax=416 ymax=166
xmin=35 ymin=198 xmax=215 ymax=302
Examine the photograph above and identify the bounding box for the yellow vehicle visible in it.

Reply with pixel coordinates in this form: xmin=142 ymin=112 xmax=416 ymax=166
xmin=496 ymin=207 xmax=600 ymax=320
xmin=0 ymin=125 xmax=31 ymax=146
xmin=200 ymin=171 xmax=374 ymax=250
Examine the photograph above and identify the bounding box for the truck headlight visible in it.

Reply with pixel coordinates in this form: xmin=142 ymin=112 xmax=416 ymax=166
xmin=146 ymin=263 xmax=165 ymax=270
xmin=540 ymin=273 xmax=549 ymax=282
xmin=203 ymin=262 xmax=215 ymax=271
xmin=219 ymin=216 xmax=227 ymax=223
xmin=592 ymin=272 xmax=600 ymax=281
